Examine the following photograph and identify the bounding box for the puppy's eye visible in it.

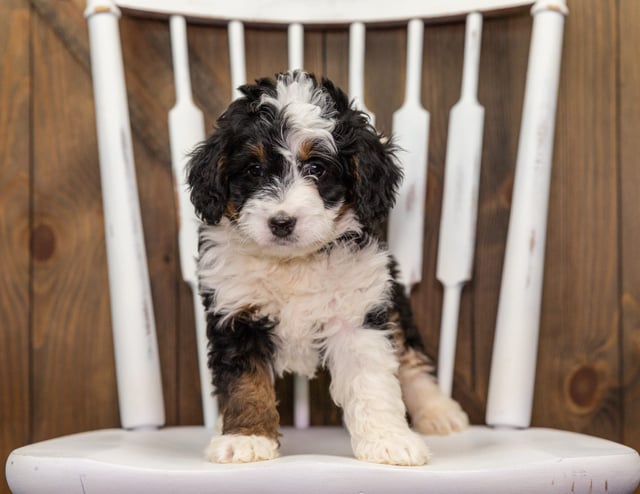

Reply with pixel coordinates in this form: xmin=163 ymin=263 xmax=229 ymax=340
xmin=247 ymin=164 xmax=264 ymax=178
xmin=302 ymin=163 xmax=325 ymax=178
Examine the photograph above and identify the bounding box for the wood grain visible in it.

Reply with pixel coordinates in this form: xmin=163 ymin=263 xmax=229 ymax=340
xmin=619 ymin=0 xmax=640 ymax=457
xmin=30 ymin=13 xmax=119 ymax=440
xmin=31 ymin=0 xmax=177 ymax=162
xmin=532 ymin=0 xmax=622 ymax=440
xmin=0 ymin=1 xmax=31 ymax=491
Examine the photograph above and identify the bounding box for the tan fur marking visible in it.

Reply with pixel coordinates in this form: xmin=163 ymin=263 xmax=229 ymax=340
xmin=297 ymin=140 xmax=315 ymax=162
xmin=389 ymin=313 xmax=431 ymax=370
xmin=352 ymin=155 xmax=360 ymax=182
xmin=335 ymin=202 xmax=354 ymax=222
xmin=248 ymin=143 xmax=267 ymax=162
xmin=392 ymin=320 xmax=438 ymax=422
xmin=392 ymin=319 xmax=469 ymax=434
xmin=221 ymin=362 xmax=280 ymax=442
xmin=224 ymin=201 xmax=239 ymax=221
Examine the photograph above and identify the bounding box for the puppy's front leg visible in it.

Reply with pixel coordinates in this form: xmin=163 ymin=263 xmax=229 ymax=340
xmin=324 ymin=324 xmax=431 ymax=466
xmin=204 ymin=313 xmax=280 ymax=463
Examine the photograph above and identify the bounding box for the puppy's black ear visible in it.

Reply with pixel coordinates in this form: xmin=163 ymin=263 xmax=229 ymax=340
xmin=351 ymin=122 xmax=403 ymax=228
xmin=322 ymin=77 xmax=402 ymax=227
xmin=187 ymin=131 xmax=227 ymax=225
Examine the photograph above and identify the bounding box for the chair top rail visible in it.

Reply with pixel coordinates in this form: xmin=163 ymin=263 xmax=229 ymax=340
xmin=108 ymin=0 xmax=535 ymax=26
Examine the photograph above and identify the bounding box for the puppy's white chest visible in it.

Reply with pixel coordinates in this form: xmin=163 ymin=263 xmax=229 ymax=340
xmin=199 ymin=233 xmax=392 ymax=376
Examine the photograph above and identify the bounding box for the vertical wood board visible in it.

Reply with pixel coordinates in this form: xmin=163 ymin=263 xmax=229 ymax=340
xmin=619 ymin=0 xmax=640 ymax=455
xmin=30 ymin=14 xmax=118 ymax=440
xmin=533 ymin=0 xmax=621 ymax=440
xmin=0 ymin=1 xmax=31 ymax=492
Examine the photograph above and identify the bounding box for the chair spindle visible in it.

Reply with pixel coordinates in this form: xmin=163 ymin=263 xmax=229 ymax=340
xmin=486 ymin=0 xmax=568 ymax=428
xmin=435 ymin=12 xmax=485 ymax=397
xmin=85 ymin=0 xmax=165 ymax=430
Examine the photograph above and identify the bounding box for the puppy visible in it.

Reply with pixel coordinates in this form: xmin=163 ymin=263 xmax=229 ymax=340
xmin=187 ymin=71 xmax=468 ymax=466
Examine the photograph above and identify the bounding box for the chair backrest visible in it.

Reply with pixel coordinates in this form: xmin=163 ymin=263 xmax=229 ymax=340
xmin=84 ymin=0 xmax=567 ymax=431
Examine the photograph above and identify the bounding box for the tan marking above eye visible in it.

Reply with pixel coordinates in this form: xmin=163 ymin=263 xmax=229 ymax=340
xmin=248 ymin=143 xmax=267 ymax=162
xmin=297 ymin=140 xmax=315 ymax=162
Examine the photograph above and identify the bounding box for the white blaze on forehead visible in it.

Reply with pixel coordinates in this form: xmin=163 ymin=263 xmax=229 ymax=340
xmin=259 ymin=72 xmax=336 ymax=156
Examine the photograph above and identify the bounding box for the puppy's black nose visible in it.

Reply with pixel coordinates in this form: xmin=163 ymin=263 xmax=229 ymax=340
xmin=268 ymin=214 xmax=297 ymax=237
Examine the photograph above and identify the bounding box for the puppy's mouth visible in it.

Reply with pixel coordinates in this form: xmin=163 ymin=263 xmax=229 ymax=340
xmin=270 ymin=234 xmax=299 ymax=246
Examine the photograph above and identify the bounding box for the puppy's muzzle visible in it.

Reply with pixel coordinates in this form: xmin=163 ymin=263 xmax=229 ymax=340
xmin=268 ymin=213 xmax=297 ymax=238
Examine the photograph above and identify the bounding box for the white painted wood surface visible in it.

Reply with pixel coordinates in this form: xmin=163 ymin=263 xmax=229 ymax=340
xmin=387 ymin=19 xmax=429 ymax=291
xmin=84 ymin=0 xmax=165 ymax=430
xmin=435 ymin=13 xmax=485 ymax=397
xmin=288 ymin=23 xmax=304 ymax=71
xmin=167 ymin=15 xmax=217 ymax=429
xmin=112 ymin=0 xmax=535 ymax=25
xmin=286 ymin=23 xmax=311 ymax=430
xmin=348 ymin=22 xmax=375 ymax=125
xmin=8 ymin=426 xmax=640 ymax=494
xmin=228 ymin=20 xmax=246 ymax=100
xmin=486 ymin=0 xmax=569 ymax=428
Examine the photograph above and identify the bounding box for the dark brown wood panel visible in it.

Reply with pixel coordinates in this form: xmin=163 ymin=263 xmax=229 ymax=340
xmin=31 ymin=0 xmax=179 ymax=163
xmin=30 ymin=13 xmax=119 ymax=439
xmin=533 ymin=0 xmax=621 ymax=440
xmin=0 ymin=1 xmax=31 ymax=491
xmin=619 ymin=0 xmax=640 ymax=457
xmin=470 ymin=13 xmax=529 ymax=414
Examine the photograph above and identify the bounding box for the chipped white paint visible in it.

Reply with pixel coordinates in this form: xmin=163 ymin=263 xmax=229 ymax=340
xmin=387 ymin=19 xmax=429 ymax=292
xmin=85 ymin=0 xmax=164 ymax=429
xmin=486 ymin=0 xmax=568 ymax=428
xmin=435 ymin=12 xmax=485 ymax=397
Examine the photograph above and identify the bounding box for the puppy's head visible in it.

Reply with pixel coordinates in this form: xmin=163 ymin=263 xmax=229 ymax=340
xmin=188 ymin=71 xmax=401 ymax=257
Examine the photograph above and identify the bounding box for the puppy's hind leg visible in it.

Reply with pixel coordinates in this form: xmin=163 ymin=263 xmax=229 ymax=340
xmin=389 ymin=277 xmax=468 ymax=435
xmin=397 ymin=346 xmax=469 ymax=435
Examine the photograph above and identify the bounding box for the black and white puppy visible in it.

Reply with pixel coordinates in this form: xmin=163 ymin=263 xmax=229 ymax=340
xmin=188 ymin=71 xmax=468 ymax=466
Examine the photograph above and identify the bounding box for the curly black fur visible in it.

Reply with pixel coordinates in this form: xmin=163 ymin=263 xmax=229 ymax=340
xmin=187 ymin=72 xmax=402 ymax=230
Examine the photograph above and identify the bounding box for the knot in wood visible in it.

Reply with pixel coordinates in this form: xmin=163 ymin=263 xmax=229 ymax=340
xmin=568 ymin=364 xmax=598 ymax=409
xmin=31 ymin=224 xmax=56 ymax=261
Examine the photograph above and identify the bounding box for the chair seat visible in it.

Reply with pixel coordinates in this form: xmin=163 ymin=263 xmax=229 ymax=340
xmin=6 ymin=425 xmax=640 ymax=494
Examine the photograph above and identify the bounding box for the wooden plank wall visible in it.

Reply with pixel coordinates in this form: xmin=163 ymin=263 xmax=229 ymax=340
xmin=620 ymin=0 xmax=640 ymax=455
xmin=2 ymin=0 xmax=639 ymax=492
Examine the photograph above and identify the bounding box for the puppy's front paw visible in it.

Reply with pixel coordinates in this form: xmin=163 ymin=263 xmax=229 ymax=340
xmin=353 ymin=432 xmax=431 ymax=466
xmin=412 ymin=396 xmax=469 ymax=435
xmin=205 ymin=434 xmax=279 ymax=463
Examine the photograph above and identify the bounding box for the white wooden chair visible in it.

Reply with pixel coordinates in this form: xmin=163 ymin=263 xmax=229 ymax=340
xmin=6 ymin=1 xmax=640 ymax=493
